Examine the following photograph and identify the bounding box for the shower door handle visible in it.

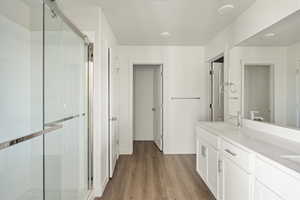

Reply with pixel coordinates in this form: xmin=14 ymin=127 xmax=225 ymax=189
xmin=0 ymin=124 xmax=63 ymax=151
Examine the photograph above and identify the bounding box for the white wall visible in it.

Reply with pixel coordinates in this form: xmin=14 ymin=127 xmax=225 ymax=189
xmin=99 ymin=11 xmax=119 ymax=195
xmin=118 ymin=46 xmax=208 ymax=155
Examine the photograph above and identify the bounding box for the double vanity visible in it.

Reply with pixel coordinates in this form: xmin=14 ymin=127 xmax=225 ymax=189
xmin=195 ymin=122 xmax=300 ymax=200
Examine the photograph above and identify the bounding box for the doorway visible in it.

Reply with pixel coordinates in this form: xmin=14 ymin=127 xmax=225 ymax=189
xmin=244 ymin=64 xmax=274 ymax=123
xmin=209 ymin=56 xmax=225 ymax=121
xmin=133 ymin=64 xmax=163 ymax=151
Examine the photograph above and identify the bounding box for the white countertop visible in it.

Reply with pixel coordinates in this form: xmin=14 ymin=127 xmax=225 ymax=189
xmin=196 ymin=121 xmax=300 ymax=178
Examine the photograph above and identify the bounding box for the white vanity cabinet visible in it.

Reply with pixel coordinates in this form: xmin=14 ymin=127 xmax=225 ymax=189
xmin=196 ymin=123 xmax=300 ymax=200
xmin=222 ymin=139 xmax=253 ymax=200
xmin=254 ymin=181 xmax=283 ymax=200
xmin=196 ymin=127 xmax=221 ymax=199
xmin=196 ymin=139 xmax=208 ymax=181
xmin=254 ymin=157 xmax=300 ymax=200
xmin=223 ymin=156 xmax=252 ymax=200
xmin=196 ymin=126 xmax=253 ymax=200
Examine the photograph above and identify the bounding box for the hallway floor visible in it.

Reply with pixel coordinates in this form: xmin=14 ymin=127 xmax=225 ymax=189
xmin=98 ymin=141 xmax=214 ymax=200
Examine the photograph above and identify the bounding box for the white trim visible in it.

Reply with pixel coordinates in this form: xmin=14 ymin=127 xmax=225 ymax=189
xmin=296 ymin=61 xmax=300 ymax=128
xmin=206 ymin=52 xmax=224 ymax=63
xmin=98 ymin=176 xmax=109 ymax=197
xmin=130 ymin=62 xmax=164 ymax=153
xmin=87 ymin=190 xmax=95 ymax=200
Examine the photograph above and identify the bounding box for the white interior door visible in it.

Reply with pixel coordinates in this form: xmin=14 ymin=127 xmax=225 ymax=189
xmin=212 ymin=62 xmax=224 ymax=121
xmin=109 ymin=48 xmax=120 ymax=178
xmin=134 ymin=67 xmax=154 ymax=141
xmin=153 ymin=67 xmax=163 ymax=151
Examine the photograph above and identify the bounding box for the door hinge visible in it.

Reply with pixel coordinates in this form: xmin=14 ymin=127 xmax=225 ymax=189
xmin=160 ymin=71 xmax=163 ymax=76
xmin=88 ymin=43 xmax=94 ymax=62
xmin=201 ymin=145 xmax=206 ymax=157
xmin=218 ymin=160 xmax=223 ymax=173
xmin=209 ymin=70 xmax=214 ymax=75
xmin=209 ymin=104 xmax=213 ymax=109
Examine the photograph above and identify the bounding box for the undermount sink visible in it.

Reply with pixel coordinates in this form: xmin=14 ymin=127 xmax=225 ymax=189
xmin=280 ymin=155 xmax=300 ymax=164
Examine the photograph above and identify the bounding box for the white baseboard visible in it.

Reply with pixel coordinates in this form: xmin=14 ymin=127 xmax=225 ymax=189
xmin=101 ymin=177 xmax=109 ymax=196
xmin=87 ymin=190 xmax=95 ymax=200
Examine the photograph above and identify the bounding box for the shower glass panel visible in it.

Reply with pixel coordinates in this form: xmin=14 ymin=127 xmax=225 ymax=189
xmin=44 ymin=3 xmax=89 ymax=200
xmin=0 ymin=0 xmax=91 ymax=200
xmin=0 ymin=0 xmax=44 ymax=199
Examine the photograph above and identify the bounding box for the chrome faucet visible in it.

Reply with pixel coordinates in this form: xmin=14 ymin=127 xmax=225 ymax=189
xmin=237 ymin=111 xmax=242 ymax=128
xmin=227 ymin=111 xmax=242 ymax=128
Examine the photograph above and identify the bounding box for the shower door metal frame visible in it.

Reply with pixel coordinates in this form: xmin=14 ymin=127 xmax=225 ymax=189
xmin=44 ymin=0 xmax=94 ymax=196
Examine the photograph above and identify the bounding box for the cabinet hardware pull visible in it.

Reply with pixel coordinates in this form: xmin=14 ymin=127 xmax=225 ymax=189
xmin=225 ymin=149 xmax=237 ymax=156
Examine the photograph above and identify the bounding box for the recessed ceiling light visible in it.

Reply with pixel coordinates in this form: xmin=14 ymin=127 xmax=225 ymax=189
xmin=218 ymin=4 xmax=235 ymax=15
xmin=264 ymin=33 xmax=276 ymax=37
xmin=160 ymin=32 xmax=171 ymax=38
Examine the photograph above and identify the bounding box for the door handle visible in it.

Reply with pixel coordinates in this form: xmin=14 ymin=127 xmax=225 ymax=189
xmin=218 ymin=160 xmax=222 ymax=173
xmin=110 ymin=117 xmax=118 ymax=121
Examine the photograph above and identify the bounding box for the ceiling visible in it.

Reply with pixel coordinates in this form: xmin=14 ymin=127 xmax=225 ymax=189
xmin=88 ymin=0 xmax=255 ymax=45
xmin=239 ymin=11 xmax=300 ymax=47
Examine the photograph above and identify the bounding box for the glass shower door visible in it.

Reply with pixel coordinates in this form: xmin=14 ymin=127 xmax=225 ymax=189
xmin=44 ymin=3 xmax=89 ymax=200
xmin=0 ymin=0 xmax=45 ymax=199
xmin=0 ymin=1 xmax=91 ymax=199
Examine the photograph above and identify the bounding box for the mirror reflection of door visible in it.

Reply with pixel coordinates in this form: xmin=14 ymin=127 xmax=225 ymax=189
xmin=210 ymin=57 xmax=224 ymax=121
xmin=244 ymin=65 xmax=274 ymax=123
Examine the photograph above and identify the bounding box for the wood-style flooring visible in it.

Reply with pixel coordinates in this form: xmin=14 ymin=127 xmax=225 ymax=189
xmin=97 ymin=141 xmax=215 ymax=200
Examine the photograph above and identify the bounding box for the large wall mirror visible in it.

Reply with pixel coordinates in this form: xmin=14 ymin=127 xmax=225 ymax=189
xmin=228 ymin=10 xmax=300 ymax=129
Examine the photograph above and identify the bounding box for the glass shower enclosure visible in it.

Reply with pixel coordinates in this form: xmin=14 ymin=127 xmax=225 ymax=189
xmin=0 ymin=0 xmax=93 ymax=199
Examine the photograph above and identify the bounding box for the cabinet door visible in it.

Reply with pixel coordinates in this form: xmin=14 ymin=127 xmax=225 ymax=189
xmin=197 ymin=140 xmax=208 ymax=182
xmin=254 ymin=181 xmax=283 ymax=200
xmin=223 ymin=156 xmax=251 ymax=200
xmin=207 ymin=146 xmax=219 ymax=198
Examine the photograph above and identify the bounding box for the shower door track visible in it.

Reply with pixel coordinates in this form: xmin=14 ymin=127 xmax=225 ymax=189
xmin=44 ymin=0 xmax=90 ymax=45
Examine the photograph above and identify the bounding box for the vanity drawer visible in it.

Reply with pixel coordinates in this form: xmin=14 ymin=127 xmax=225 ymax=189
xmin=196 ymin=127 xmax=219 ymax=149
xmin=222 ymin=139 xmax=252 ymax=173
xmin=255 ymin=157 xmax=300 ymax=200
